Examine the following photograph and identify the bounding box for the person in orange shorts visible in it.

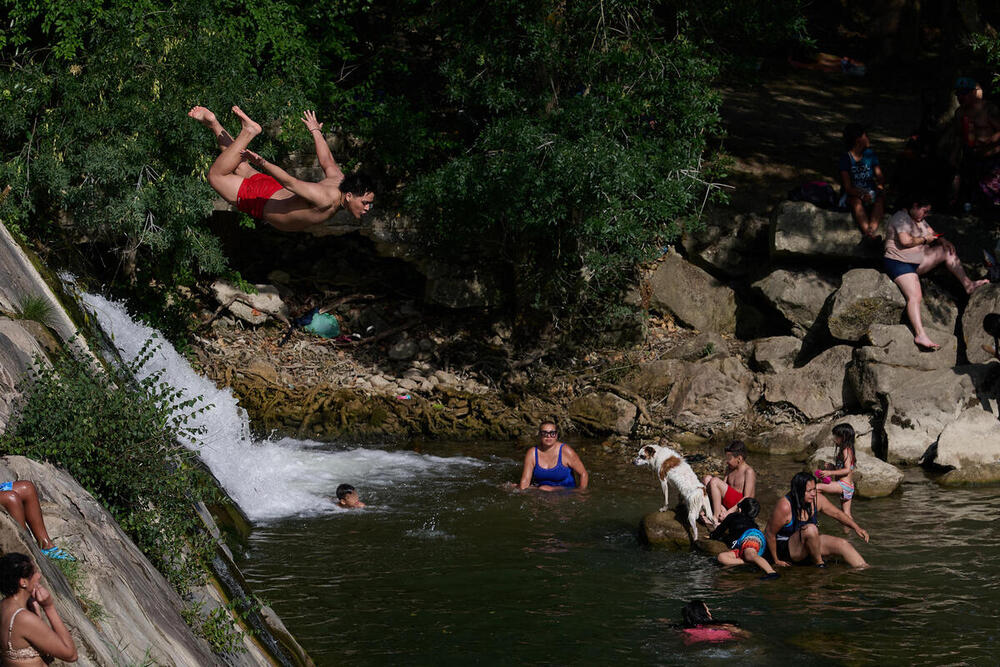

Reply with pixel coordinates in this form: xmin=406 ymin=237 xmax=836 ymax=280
xmin=189 ymin=106 xmax=375 ymax=232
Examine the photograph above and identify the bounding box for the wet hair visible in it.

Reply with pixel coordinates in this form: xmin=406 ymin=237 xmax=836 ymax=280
xmin=725 ymin=440 xmax=747 ymax=458
xmin=682 ymin=600 xmax=712 ymax=627
xmin=538 ymin=419 xmax=557 ymax=432
xmin=340 ymin=172 xmax=376 ymax=196
xmin=789 ymin=471 xmax=816 ymax=520
xmin=842 ymin=123 xmax=866 ymax=149
xmin=832 ymin=423 xmax=856 ymax=465
xmin=0 ymin=553 xmax=34 ymax=597
xmin=736 ymin=497 xmax=760 ymax=519
xmin=335 ymin=484 xmax=356 ymax=501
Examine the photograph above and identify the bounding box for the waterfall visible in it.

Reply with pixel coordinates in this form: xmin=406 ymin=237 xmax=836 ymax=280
xmin=79 ymin=292 xmax=483 ymax=522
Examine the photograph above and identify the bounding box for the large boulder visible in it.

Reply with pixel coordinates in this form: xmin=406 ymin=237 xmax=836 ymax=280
xmin=0 ymin=318 xmax=49 ymax=431
xmin=753 ymin=269 xmax=839 ymax=337
xmin=962 ymin=283 xmax=1000 ymax=364
xmin=663 ymin=332 xmax=729 ymax=361
xmin=748 ymin=423 xmax=826 ymax=457
xmin=856 ymin=324 xmax=958 ymax=371
xmin=849 ymin=362 xmax=985 ymax=463
xmin=681 ymin=210 xmax=769 ymax=278
xmin=211 ymin=280 xmax=288 ymax=325
xmin=639 ymin=510 xmax=726 ymax=554
xmin=771 ymin=201 xmax=880 ymax=260
xmin=568 ymin=392 xmax=638 ymax=435
xmin=625 ymin=357 xmax=756 ymax=430
xmin=809 ymin=446 xmax=903 ymax=498
xmin=920 ymin=280 xmax=960 ymax=333
xmin=807 ymin=414 xmax=876 ymax=455
xmin=934 ymin=406 xmax=1000 ymax=480
xmin=827 ymin=269 xmax=905 ymax=341
xmin=762 ymin=345 xmax=855 ymax=420
xmin=647 ymin=250 xmax=737 ymax=334
xmin=751 ymin=336 xmax=801 ymax=373
xmin=0 ymin=456 xmax=275 ymax=666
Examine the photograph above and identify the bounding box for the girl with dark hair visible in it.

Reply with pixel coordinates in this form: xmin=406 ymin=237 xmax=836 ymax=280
xmin=678 ymin=600 xmax=748 ymax=644
xmin=0 ymin=553 xmax=77 ymax=665
xmin=765 ymin=472 xmax=870 ymax=568
xmin=815 ymin=423 xmax=859 ymax=531
xmin=710 ymin=498 xmax=779 ymax=579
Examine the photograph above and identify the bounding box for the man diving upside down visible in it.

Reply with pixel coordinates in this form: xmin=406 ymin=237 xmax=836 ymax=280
xmin=188 ymin=105 xmax=375 ymax=232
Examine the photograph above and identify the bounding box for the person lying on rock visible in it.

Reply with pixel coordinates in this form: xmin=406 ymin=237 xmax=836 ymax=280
xmin=336 ymin=484 xmax=366 ymax=509
xmin=0 ymin=553 xmax=78 ymax=665
xmin=883 ymin=195 xmax=988 ymax=350
xmin=765 ymin=472 xmax=869 ymax=568
xmin=702 ymin=440 xmax=756 ymax=523
xmin=189 ymin=106 xmax=375 ymax=232
xmin=517 ymin=420 xmax=589 ymax=491
xmin=0 ymin=481 xmax=74 ymax=561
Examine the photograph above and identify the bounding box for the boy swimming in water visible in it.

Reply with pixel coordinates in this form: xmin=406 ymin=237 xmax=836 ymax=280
xmin=336 ymin=484 xmax=366 ymax=509
xmin=189 ymin=106 xmax=375 ymax=232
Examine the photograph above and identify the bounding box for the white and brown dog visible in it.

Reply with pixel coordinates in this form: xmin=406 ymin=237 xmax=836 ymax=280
xmin=634 ymin=442 xmax=715 ymax=540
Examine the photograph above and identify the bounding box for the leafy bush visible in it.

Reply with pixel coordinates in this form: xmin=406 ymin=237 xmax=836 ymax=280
xmin=0 ymin=340 xmax=216 ymax=590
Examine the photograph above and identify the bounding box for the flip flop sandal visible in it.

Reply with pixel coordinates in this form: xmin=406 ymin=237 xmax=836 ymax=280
xmin=41 ymin=546 xmax=76 ymax=561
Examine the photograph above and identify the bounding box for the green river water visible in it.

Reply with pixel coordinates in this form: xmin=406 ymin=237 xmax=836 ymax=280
xmin=236 ymin=440 xmax=1000 ymax=666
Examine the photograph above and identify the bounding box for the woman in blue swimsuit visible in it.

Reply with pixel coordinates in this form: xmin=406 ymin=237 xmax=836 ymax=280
xmin=517 ymin=421 xmax=589 ymax=491
xmin=765 ymin=472 xmax=869 ymax=568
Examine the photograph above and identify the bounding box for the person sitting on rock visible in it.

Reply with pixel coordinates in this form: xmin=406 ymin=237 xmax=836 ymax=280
xmin=336 ymin=484 xmax=366 ymax=509
xmin=189 ymin=106 xmax=375 ymax=232
xmin=814 ymin=423 xmax=858 ymax=533
xmin=710 ymin=497 xmax=778 ymax=579
xmin=517 ymin=420 xmax=589 ymax=491
xmin=839 ymin=123 xmax=886 ymax=241
xmin=0 ymin=552 xmax=78 ymax=665
xmin=765 ymin=472 xmax=869 ymax=568
xmin=0 ymin=481 xmax=74 ymax=561
xmin=702 ymin=440 xmax=756 ymax=524
xmin=883 ymin=195 xmax=988 ymax=350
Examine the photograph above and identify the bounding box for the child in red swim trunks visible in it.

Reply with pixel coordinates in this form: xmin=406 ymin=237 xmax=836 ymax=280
xmin=702 ymin=440 xmax=756 ymax=524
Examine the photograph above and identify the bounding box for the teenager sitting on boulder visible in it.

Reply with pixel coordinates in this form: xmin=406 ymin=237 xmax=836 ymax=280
xmin=839 ymin=123 xmax=886 ymax=241
xmin=0 ymin=481 xmax=73 ymax=561
xmin=883 ymin=196 xmax=988 ymax=350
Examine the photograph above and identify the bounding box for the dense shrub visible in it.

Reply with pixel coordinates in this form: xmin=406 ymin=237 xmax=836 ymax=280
xmin=0 ymin=341 xmax=215 ymax=590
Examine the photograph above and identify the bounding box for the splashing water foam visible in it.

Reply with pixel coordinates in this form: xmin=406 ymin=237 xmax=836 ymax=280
xmin=79 ymin=292 xmax=483 ymax=522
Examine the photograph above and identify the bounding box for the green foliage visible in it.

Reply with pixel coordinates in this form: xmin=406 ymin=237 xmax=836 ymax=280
xmin=52 ymin=557 xmax=106 ymax=624
xmin=0 ymin=339 xmax=216 ymax=590
xmin=182 ymin=595 xmax=264 ymax=655
xmin=971 ymin=32 xmax=1000 ymax=91
xmin=13 ymin=294 xmax=52 ymax=326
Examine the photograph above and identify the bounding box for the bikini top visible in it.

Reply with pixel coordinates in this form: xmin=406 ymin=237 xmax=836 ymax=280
xmin=4 ymin=608 xmax=41 ymax=662
xmin=776 ymin=495 xmax=817 ymax=539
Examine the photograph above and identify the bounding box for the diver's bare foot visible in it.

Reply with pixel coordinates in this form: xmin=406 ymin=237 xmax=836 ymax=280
xmin=966 ymin=279 xmax=990 ymax=295
xmin=914 ymin=335 xmax=940 ymax=350
xmin=188 ymin=106 xmax=217 ymax=127
xmin=231 ymin=106 xmax=262 ymax=137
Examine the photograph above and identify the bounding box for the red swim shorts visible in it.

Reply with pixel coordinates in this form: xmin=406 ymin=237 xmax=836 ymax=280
xmin=721 ymin=484 xmax=743 ymax=509
xmin=236 ymin=173 xmax=283 ymax=219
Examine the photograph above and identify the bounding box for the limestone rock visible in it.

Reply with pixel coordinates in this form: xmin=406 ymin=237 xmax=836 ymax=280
xmin=0 ymin=318 xmax=49 ymax=432
xmin=639 ymin=510 xmax=725 ymax=554
xmin=771 ymin=201 xmax=881 ymax=260
xmin=625 ymin=357 xmax=755 ymax=430
xmin=810 ymin=446 xmax=903 ymax=498
xmin=388 ymin=337 xmax=419 ymax=361
xmin=939 ymin=463 xmax=1000 ymax=486
xmin=962 ymin=283 xmax=1000 ymax=364
xmin=748 ymin=424 xmax=815 ymax=456
xmin=211 ymin=280 xmax=288 ymax=325
xmin=0 ymin=456 xmax=272 ymax=666
xmin=920 ymin=280 xmax=959 ymax=333
xmin=856 ymin=324 xmax=957 ymax=371
xmin=681 ymin=210 xmax=769 ymax=278
xmin=647 ymin=250 xmax=737 ymax=334
xmin=664 ymin=332 xmax=729 ymax=361
xmin=827 ymin=269 xmax=904 ymax=341
xmin=753 ymin=269 xmax=839 ymax=337
xmin=568 ymin=392 xmax=637 ymax=435
xmin=751 ymin=336 xmax=801 ymax=373
xmin=763 ymin=346 xmax=855 ymax=420
xmin=935 ymin=406 xmax=1000 ymax=474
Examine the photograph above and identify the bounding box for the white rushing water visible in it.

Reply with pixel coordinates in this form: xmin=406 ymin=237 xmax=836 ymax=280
xmin=79 ymin=291 xmax=484 ymax=522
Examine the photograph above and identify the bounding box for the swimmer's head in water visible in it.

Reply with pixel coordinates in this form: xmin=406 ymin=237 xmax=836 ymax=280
xmin=341 ymin=173 xmax=376 ymax=219
xmin=335 ymin=483 xmax=356 ymax=501
xmin=682 ymin=600 xmax=712 ymax=627
xmin=736 ymin=497 xmax=760 ymax=519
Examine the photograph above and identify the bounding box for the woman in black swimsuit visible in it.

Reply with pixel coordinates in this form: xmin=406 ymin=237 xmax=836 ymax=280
xmin=765 ymin=472 xmax=870 ymax=568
